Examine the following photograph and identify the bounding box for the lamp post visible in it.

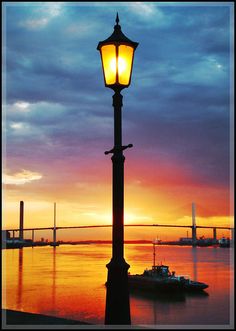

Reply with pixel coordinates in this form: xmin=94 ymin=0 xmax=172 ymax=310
xmin=97 ymin=14 xmax=138 ymax=325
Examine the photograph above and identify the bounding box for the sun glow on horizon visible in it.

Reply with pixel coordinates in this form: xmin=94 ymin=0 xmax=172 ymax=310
xmin=3 ymin=198 xmax=232 ymax=242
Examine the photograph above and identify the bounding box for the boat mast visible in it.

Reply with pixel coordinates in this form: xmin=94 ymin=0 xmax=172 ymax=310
xmin=153 ymin=238 xmax=157 ymax=267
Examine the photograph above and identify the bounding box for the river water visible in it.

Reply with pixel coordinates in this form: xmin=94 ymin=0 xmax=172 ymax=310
xmin=2 ymin=244 xmax=234 ymax=328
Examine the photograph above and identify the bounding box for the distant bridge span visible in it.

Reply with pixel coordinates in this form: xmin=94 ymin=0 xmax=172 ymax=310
xmin=5 ymin=201 xmax=233 ymax=247
xmin=5 ymin=224 xmax=233 ymax=232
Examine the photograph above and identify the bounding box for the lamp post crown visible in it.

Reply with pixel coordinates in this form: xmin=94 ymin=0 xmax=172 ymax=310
xmin=97 ymin=14 xmax=138 ymax=50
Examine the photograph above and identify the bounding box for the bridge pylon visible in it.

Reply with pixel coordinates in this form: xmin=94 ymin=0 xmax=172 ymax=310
xmin=19 ymin=201 xmax=24 ymax=241
xmin=192 ymin=202 xmax=197 ymax=247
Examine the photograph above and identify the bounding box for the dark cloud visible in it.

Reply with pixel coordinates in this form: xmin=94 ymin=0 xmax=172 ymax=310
xmin=3 ymin=2 xmax=232 ymax=193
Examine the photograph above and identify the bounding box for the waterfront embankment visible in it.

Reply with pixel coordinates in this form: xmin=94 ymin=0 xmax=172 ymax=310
xmin=2 ymin=309 xmax=91 ymax=325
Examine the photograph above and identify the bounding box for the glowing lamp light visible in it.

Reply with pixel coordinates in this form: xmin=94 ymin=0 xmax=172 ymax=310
xmin=97 ymin=14 xmax=138 ymax=90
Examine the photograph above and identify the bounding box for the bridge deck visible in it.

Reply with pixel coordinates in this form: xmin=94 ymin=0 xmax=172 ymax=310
xmin=5 ymin=224 xmax=232 ymax=232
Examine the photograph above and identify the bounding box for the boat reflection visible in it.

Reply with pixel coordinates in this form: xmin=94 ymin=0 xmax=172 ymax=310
xmin=129 ymin=287 xmax=186 ymax=302
xmin=185 ymin=290 xmax=209 ymax=298
xmin=129 ymin=286 xmax=209 ymax=303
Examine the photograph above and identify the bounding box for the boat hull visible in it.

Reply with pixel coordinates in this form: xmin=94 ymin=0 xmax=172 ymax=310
xmin=128 ymin=275 xmax=208 ymax=292
xmin=183 ymin=281 xmax=208 ymax=291
xmin=128 ymin=275 xmax=182 ymax=292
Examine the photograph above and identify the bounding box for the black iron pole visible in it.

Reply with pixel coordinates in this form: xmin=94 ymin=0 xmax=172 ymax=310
xmin=104 ymin=90 xmax=131 ymax=325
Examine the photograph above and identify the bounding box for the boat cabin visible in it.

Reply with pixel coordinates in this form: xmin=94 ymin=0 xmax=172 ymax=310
xmin=143 ymin=265 xmax=171 ymax=278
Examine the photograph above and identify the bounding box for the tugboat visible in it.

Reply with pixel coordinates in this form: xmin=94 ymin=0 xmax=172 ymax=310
xmin=128 ymin=240 xmax=209 ymax=292
xmin=129 ymin=264 xmax=183 ymax=292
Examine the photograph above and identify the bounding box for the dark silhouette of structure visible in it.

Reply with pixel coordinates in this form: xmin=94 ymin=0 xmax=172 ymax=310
xmin=19 ymin=201 xmax=24 ymax=241
xmin=191 ymin=202 xmax=197 ymax=246
xmin=50 ymin=202 xmax=59 ymax=247
xmin=97 ymin=14 xmax=138 ymax=325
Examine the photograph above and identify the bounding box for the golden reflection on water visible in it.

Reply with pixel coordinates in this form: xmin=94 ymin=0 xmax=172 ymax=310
xmin=52 ymin=247 xmax=56 ymax=312
xmin=3 ymin=244 xmax=232 ymax=326
xmin=192 ymin=247 xmax=197 ymax=281
xmin=16 ymin=248 xmax=23 ymax=310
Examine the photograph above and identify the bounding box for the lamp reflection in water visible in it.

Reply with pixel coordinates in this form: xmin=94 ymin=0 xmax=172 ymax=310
xmin=52 ymin=248 xmax=57 ymax=312
xmin=16 ymin=248 xmax=23 ymax=310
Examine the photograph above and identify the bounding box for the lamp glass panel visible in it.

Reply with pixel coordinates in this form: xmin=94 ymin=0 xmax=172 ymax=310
xmin=118 ymin=45 xmax=134 ymax=85
xmin=100 ymin=45 xmax=117 ymax=85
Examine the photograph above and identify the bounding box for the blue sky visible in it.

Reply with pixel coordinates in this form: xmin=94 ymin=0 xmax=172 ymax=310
xmin=2 ymin=2 xmax=234 ymax=233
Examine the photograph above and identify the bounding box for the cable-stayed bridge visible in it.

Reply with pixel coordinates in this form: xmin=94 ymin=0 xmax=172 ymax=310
xmin=4 ymin=201 xmax=233 ymax=247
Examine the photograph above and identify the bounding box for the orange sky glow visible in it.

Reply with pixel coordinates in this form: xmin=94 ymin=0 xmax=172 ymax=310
xmin=3 ymin=155 xmax=232 ymax=241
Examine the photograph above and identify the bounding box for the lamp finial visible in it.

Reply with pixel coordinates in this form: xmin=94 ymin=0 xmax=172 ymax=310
xmin=116 ymin=12 xmax=119 ymax=25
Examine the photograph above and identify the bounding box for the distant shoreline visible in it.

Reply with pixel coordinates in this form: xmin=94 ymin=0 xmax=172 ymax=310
xmin=57 ymin=240 xmax=227 ymax=247
xmin=3 ymin=239 xmax=231 ymax=249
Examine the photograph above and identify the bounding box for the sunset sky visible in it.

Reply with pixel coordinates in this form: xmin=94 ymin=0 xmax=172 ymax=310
xmin=3 ymin=2 xmax=233 ymax=241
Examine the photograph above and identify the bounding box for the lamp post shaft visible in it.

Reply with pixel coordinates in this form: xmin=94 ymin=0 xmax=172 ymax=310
xmin=112 ymin=91 xmax=124 ymax=260
xmin=113 ymin=91 xmax=122 ymax=147
xmin=105 ymin=90 xmax=131 ymax=325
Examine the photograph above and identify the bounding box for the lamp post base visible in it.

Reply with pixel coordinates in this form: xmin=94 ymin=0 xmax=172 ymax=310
xmin=105 ymin=258 xmax=131 ymax=325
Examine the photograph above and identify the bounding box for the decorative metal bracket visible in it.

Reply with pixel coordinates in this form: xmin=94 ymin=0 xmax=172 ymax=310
xmin=104 ymin=144 xmax=133 ymax=155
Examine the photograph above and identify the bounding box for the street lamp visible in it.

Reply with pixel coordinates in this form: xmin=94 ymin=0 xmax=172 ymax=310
xmin=97 ymin=14 xmax=138 ymax=325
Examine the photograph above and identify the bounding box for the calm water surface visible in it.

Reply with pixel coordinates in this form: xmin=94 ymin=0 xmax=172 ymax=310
xmin=2 ymin=244 xmax=234 ymax=327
